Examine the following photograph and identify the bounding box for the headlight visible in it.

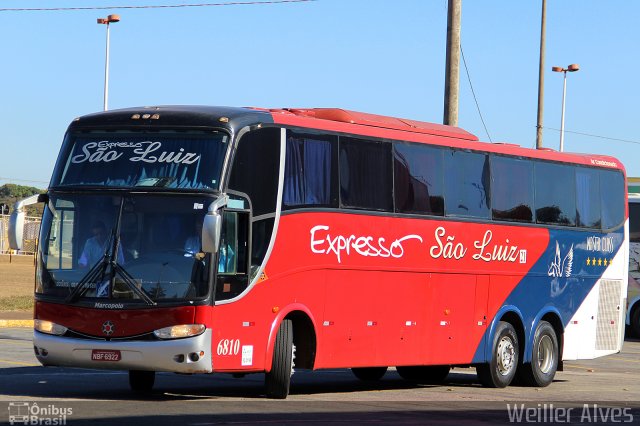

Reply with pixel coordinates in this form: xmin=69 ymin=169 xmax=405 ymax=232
xmin=34 ymin=320 xmax=68 ymax=336
xmin=153 ymin=324 xmax=205 ymax=340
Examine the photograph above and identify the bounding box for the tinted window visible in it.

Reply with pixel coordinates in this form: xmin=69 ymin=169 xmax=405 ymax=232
xmin=576 ymin=167 xmax=601 ymax=228
xmin=444 ymin=150 xmax=490 ymax=218
xmin=394 ymin=143 xmax=444 ymax=215
xmin=600 ymin=170 xmax=625 ymax=229
xmin=339 ymin=137 xmax=393 ymax=211
xmin=57 ymin=130 xmax=228 ymax=190
xmin=630 ymin=202 xmax=640 ymax=242
xmin=283 ymin=132 xmax=337 ymax=209
xmin=535 ymin=162 xmax=576 ymax=226
xmin=228 ymin=128 xmax=281 ymax=269
xmin=228 ymin=128 xmax=281 ymax=217
xmin=491 ymin=156 xmax=534 ymax=222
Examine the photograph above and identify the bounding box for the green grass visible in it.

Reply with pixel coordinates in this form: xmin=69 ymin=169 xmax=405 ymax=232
xmin=0 ymin=295 xmax=33 ymax=311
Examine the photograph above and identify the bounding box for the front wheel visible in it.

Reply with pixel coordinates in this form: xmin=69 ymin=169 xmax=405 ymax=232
xmin=129 ymin=370 xmax=155 ymax=392
xmin=517 ymin=320 xmax=558 ymax=387
xmin=351 ymin=367 xmax=388 ymax=381
xmin=265 ymin=319 xmax=294 ymax=399
xmin=477 ymin=321 xmax=519 ymax=388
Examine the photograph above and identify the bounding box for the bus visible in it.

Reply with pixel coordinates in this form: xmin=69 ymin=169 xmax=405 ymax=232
xmin=627 ymin=194 xmax=640 ymax=336
xmin=10 ymin=106 xmax=628 ymax=398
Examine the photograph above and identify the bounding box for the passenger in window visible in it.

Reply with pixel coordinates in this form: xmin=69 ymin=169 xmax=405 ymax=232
xmin=78 ymin=221 xmax=124 ymax=268
xmin=218 ymin=237 xmax=235 ymax=274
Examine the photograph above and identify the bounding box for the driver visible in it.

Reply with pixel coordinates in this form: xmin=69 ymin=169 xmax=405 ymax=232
xmin=79 ymin=221 xmax=125 ymax=268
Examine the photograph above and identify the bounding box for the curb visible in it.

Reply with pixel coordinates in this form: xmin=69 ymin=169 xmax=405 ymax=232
xmin=0 ymin=320 xmax=34 ymax=328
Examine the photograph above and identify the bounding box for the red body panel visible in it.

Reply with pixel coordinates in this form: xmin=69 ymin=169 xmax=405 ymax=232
xmin=207 ymin=213 xmax=549 ymax=371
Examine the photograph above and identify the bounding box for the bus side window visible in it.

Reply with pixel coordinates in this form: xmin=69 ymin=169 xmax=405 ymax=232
xmin=219 ymin=211 xmax=238 ymax=274
xmin=600 ymin=169 xmax=625 ymax=230
xmin=444 ymin=150 xmax=490 ymax=219
xmin=215 ymin=210 xmax=250 ymax=300
xmin=227 ymin=128 xmax=280 ymax=272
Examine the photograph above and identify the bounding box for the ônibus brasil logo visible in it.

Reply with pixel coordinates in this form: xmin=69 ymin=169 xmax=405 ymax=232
xmin=8 ymin=402 xmax=73 ymax=425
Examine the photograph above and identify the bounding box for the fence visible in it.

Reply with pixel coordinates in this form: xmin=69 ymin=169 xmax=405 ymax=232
xmin=0 ymin=215 xmax=41 ymax=255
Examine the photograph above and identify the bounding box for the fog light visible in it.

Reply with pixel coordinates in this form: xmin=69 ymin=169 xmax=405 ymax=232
xmin=174 ymin=354 xmax=185 ymax=363
xmin=189 ymin=352 xmax=200 ymax=362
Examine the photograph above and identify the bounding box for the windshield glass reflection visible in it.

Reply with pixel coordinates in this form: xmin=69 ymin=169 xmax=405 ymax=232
xmin=37 ymin=193 xmax=214 ymax=304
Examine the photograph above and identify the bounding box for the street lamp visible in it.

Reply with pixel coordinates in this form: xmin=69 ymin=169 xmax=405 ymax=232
xmin=97 ymin=14 xmax=120 ymax=111
xmin=551 ymin=63 xmax=579 ymax=152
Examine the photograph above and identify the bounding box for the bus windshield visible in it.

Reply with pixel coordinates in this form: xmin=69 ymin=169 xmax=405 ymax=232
xmin=54 ymin=130 xmax=229 ymax=190
xmin=37 ymin=193 xmax=215 ymax=304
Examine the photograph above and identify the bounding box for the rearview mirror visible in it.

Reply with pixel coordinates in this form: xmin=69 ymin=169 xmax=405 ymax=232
xmin=202 ymin=195 xmax=228 ymax=254
xmin=8 ymin=194 xmax=44 ymax=250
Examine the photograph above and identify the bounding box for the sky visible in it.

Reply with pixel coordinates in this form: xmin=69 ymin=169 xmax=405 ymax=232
xmin=0 ymin=0 xmax=639 ymax=187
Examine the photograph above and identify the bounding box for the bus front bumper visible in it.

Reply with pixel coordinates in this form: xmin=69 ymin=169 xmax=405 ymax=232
xmin=33 ymin=329 xmax=213 ymax=373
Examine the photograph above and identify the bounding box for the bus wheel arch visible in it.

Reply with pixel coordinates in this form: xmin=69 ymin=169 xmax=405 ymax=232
xmin=285 ymin=310 xmax=317 ymax=370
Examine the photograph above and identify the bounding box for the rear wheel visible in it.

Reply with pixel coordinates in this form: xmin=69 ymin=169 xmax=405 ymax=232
xmin=129 ymin=370 xmax=155 ymax=392
xmin=517 ymin=320 xmax=558 ymax=387
xmin=631 ymin=306 xmax=640 ymax=338
xmin=265 ymin=319 xmax=294 ymax=399
xmin=351 ymin=367 xmax=388 ymax=381
xmin=396 ymin=366 xmax=450 ymax=384
xmin=477 ymin=321 xmax=519 ymax=388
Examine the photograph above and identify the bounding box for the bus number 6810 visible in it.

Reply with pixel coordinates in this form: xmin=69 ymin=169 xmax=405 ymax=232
xmin=217 ymin=339 xmax=240 ymax=356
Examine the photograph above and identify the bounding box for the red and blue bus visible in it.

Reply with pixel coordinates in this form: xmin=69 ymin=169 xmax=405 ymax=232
xmin=10 ymin=106 xmax=628 ymax=398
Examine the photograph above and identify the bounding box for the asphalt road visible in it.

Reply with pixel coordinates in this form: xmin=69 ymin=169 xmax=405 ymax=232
xmin=1 ymin=327 xmax=639 ymax=425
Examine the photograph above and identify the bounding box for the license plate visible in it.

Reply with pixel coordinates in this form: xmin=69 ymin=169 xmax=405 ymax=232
xmin=91 ymin=349 xmax=121 ymax=362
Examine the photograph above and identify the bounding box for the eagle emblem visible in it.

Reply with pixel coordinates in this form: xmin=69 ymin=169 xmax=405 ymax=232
xmin=548 ymin=241 xmax=573 ymax=278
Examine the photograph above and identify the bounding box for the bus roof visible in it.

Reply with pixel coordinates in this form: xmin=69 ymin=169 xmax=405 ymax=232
xmin=268 ymin=107 xmax=625 ymax=174
xmin=70 ymin=105 xmax=625 ymax=174
xmin=268 ymin=108 xmax=479 ymax=141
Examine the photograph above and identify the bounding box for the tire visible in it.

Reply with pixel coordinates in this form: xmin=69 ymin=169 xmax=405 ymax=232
xmin=265 ymin=319 xmax=294 ymax=399
xmin=632 ymin=306 xmax=640 ymax=338
xmin=351 ymin=367 xmax=388 ymax=381
xmin=396 ymin=366 xmax=450 ymax=384
xmin=516 ymin=320 xmax=558 ymax=387
xmin=477 ymin=321 xmax=519 ymax=388
xmin=129 ymin=370 xmax=155 ymax=392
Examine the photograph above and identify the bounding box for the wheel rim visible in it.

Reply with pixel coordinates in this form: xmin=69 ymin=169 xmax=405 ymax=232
xmin=496 ymin=336 xmax=515 ymax=376
xmin=537 ymin=335 xmax=554 ymax=374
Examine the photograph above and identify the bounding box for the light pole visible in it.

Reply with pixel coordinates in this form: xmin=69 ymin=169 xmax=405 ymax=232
xmin=97 ymin=14 xmax=120 ymax=111
xmin=551 ymin=63 xmax=579 ymax=152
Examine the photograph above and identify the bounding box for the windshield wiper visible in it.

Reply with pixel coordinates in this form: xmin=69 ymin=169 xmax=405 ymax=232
xmin=112 ymin=248 xmax=156 ymax=306
xmin=65 ymin=231 xmax=115 ymax=304
xmin=66 ymin=197 xmax=156 ymax=306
